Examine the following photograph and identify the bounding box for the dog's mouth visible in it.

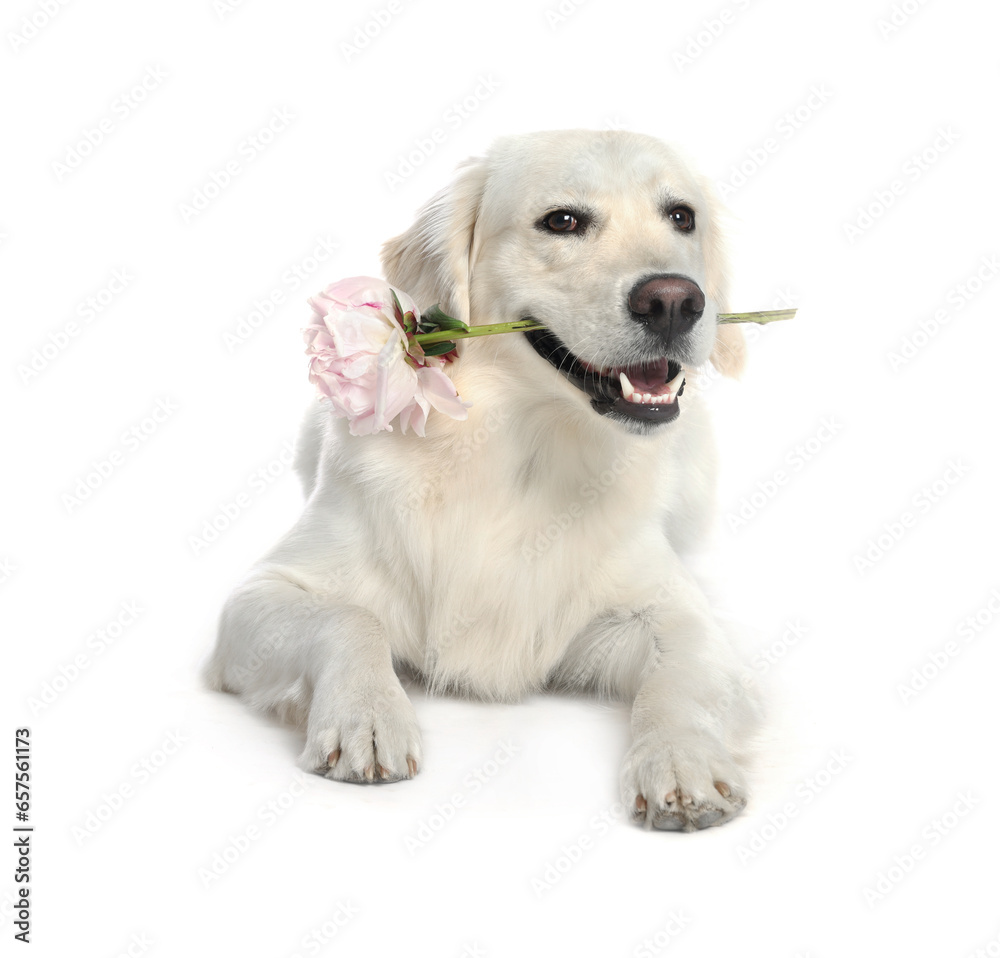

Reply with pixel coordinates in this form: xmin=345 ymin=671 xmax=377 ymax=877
xmin=524 ymin=328 xmax=685 ymax=426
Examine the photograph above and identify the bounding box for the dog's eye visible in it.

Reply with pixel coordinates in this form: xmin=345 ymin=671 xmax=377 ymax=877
xmin=667 ymin=205 xmax=696 ymax=232
xmin=543 ymin=210 xmax=580 ymax=233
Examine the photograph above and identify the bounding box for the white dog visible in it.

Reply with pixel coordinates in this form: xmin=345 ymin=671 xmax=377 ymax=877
xmin=206 ymin=130 xmax=761 ymax=830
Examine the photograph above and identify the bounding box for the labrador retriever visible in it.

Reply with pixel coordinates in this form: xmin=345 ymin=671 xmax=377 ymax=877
xmin=206 ymin=129 xmax=760 ymax=830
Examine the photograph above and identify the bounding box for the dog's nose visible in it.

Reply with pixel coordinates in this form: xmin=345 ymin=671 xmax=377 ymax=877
xmin=627 ymin=275 xmax=705 ymax=342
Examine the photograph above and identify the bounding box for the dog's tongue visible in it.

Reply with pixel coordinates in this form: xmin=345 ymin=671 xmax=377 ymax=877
xmin=619 ymin=358 xmax=670 ymax=393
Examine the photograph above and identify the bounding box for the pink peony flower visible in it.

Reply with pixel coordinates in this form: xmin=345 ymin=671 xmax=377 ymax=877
xmin=304 ymin=276 xmax=470 ymax=437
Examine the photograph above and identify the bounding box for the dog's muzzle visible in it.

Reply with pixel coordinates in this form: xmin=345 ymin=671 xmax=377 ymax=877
xmin=523 ymin=273 xmax=705 ymax=428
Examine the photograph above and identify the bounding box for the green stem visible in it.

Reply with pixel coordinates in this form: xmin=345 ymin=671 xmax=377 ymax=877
xmin=412 ymin=308 xmax=795 ymax=352
xmin=717 ymin=308 xmax=797 ymax=325
xmin=414 ymin=318 xmax=546 ymax=347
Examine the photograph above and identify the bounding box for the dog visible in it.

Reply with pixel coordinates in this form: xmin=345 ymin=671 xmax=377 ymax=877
xmin=206 ymin=129 xmax=761 ymax=831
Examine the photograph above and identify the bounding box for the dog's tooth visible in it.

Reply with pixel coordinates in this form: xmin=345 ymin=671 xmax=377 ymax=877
xmin=619 ymin=371 xmax=635 ymax=401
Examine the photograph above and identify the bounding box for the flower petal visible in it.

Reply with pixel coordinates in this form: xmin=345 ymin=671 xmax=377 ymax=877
xmin=416 ymin=365 xmax=471 ymax=421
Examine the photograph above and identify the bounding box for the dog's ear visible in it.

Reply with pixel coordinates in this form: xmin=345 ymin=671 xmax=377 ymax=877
xmin=380 ymin=157 xmax=489 ymax=325
xmin=698 ymin=174 xmax=747 ymax=379
xmin=711 ymin=323 xmax=747 ymax=379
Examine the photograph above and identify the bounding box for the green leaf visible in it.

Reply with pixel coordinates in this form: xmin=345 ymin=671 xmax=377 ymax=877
xmin=421 ymin=340 xmax=456 ymax=356
xmin=422 ymin=304 xmax=469 ymax=332
xmin=389 ymin=287 xmax=405 ymax=322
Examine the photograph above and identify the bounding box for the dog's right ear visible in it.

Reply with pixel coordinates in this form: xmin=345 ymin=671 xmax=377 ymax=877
xmin=696 ymin=172 xmax=747 ymax=380
xmin=380 ymin=157 xmax=489 ymax=325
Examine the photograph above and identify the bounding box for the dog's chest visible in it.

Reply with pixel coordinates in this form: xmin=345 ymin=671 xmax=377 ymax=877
xmin=365 ymin=429 xmax=671 ymax=697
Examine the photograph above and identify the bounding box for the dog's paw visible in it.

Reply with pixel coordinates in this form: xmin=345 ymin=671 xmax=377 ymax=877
xmin=298 ymin=683 xmax=422 ymax=784
xmin=620 ymin=731 xmax=747 ymax=831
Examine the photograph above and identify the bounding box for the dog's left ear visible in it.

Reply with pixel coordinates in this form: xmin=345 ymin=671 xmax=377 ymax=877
xmin=380 ymin=157 xmax=489 ymax=325
xmin=698 ymin=175 xmax=747 ymax=379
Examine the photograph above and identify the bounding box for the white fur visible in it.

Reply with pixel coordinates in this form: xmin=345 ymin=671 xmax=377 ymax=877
xmin=206 ymin=130 xmax=760 ymax=830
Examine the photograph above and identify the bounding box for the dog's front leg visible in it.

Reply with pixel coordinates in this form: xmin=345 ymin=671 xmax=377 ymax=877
xmin=298 ymin=603 xmax=422 ymax=783
xmin=618 ymin=585 xmax=758 ymax=831
xmin=211 ymin=572 xmax=422 ymax=783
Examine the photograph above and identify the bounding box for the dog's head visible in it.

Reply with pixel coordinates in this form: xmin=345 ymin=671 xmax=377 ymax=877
xmin=382 ymin=130 xmax=745 ymax=434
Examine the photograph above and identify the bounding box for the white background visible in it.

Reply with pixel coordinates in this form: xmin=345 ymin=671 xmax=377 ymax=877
xmin=2 ymin=0 xmax=999 ymax=955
